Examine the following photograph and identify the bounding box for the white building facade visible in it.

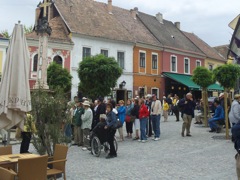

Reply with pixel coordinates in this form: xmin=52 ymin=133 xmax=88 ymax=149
xmin=71 ymin=34 xmax=134 ymax=100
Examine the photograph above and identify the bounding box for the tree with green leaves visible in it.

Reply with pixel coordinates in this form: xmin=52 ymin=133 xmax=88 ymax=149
xmin=1 ymin=25 xmax=33 ymax=38
xmin=47 ymin=62 xmax=72 ymax=93
xmin=31 ymin=87 xmax=70 ymax=155
xmin=213 ymin=64 xmax=240 ymax=139
xmin=24 ymin=25 xmax=33 ymax=34
xmin=192 ymin=67 xmax=214 ymax=127
xmin=1 ymin=30 xmax=10 ymax=38
xmin=78 ymin=54 xmax=122 ymax=100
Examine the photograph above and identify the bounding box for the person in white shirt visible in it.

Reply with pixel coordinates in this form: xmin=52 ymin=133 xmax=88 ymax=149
xmin=150 ymin=94 xmax=162 ymax=141
xmin=81 ymin=101 xmax=93 ymax=151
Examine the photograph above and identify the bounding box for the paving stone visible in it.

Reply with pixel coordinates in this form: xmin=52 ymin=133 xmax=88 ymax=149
xmin=9 ymin=115 xmax=237 ymax=179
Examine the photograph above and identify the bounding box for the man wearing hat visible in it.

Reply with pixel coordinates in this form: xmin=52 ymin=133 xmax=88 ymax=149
xmin=73 ymin=100 xmax=85 ymax=146
xmin=151 ymin=94 xmax=162 ymax=141
xmin=81 ymin=101 xmax=93 ymax=151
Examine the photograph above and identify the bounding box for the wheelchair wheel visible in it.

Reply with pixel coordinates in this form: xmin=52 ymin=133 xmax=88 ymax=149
xmin=103 ymin=137 xmax=118 ymax=153
xmin=103 ymin=142 xmax=110 ymax=153
xmin=114 ymin=136 xmax=118 ymax=153
xmin=91 ymin=136 xmax=101 ymax=157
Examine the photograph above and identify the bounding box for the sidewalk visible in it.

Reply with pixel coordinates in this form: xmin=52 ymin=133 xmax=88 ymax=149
xmin=3 ymin=115 xmax=237 ymax=180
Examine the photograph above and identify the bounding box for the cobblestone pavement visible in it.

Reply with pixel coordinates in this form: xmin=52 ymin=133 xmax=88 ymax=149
xmin=10 ymin=115 xmax=237 ymax=180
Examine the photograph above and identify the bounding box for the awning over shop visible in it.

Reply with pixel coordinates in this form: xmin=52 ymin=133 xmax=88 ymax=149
xmin=163 ymin=72 xmax=223 ymax=91
xmin=208 ymin=83 xmax=224 ymax=91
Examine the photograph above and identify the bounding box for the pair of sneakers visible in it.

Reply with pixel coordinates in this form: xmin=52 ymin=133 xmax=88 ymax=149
xmin=82 ymin=147 xmax=88 ymax=151
xmin=138 ymin=139 xmax=147 ymax=143
xmin=152 ymin=137 xmax=160 ymax=141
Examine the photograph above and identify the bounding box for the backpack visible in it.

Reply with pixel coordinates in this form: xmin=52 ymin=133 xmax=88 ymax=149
xmin=166 ymin=98 xmax=172 ymax=105
xmin=178 ymin=98 xmax=185 ymax=112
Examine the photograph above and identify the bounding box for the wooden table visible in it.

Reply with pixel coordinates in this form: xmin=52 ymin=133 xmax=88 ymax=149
xmin=0 ymin=153 xmax=40 ymax=165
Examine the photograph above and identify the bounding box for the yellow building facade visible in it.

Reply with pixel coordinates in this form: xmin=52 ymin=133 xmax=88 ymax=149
xmin=0 ymin=37 xmax=8 ymax=74
xmin=204 ymin=58 xmax=226 ymax=97
xmin=205 ymin=57 xmax=225 ymax=71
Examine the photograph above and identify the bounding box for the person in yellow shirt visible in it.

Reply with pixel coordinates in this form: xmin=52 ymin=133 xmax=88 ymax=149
xmin=20 ymin=113 xmax=37 ymax=153
xmin=163 ymin=96 xmax=169 ymax=122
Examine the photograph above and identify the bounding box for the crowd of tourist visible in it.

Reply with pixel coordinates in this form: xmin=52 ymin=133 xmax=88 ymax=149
xmin=64 ymin=91 xmax=240 ymax=164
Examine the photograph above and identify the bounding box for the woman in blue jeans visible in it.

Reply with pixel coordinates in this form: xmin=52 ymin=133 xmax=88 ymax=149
xmin=138 ymin=99 xmax=149 ymax=143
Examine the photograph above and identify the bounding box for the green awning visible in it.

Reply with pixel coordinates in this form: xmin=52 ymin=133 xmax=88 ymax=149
xmin=163 ymin=72 xmax=200 ymax=90
xmin=208 ymin=83 xmax=224 ymax=91
xmin=163 ymin=72 xmax=223 ymax=91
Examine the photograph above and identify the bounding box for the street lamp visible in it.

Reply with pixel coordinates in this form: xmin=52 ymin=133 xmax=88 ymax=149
xmin=119 ymin=80 xmax=126 ymax=89
xmin=122 ymin=81 xmax=126 ymax=87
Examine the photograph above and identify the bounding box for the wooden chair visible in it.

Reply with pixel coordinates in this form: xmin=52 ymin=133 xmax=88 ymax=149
xmin=17 ymin=155 xmax=48 ymax=180
xmin=0 ymin=166 xmax=16 ymax=180
xmin=47 ymin=144 xmax=68 ymax=180
xmin=0 ymin=146 xmax=15 ymax=171
xmin=0 ymin=145 xmax=12 ymax=155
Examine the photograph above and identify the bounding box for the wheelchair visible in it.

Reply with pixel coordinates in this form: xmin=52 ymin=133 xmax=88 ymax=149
xmin=90 ymin=131 xmax=118 ymax=157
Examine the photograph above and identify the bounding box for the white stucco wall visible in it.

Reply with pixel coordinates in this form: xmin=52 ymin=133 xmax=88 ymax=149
xmin=71 ymin=35 xmax=133 ymax=99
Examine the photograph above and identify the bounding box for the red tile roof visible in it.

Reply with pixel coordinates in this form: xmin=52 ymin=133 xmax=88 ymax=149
xmin=214 ymin=45 xmax=229 ymax=60
xmin=183 ymin=31 xmax=226 ymax=61
xmin=111 ymin=6 xmax=162 ymax=47
xmin=26 ymin=16 xmax=73 ymax=44
xmin=54 ymin=0 xmax=134 ymax=43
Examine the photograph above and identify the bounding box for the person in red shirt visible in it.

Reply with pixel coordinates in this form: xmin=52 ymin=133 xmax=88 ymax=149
xmin=138 ymin=99 xmax=149 ymax=143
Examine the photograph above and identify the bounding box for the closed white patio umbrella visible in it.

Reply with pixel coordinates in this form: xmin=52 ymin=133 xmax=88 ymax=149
xmin=0 ymin=22 xmax=32 ymax=131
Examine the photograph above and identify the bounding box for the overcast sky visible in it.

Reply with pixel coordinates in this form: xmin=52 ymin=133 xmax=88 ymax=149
xmin=0 ymin=0 xmax=239 ymax=46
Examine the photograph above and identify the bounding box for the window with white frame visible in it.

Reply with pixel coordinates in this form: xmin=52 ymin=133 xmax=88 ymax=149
xmin=152 ymin=54 xmax=158 ymax=69
xmin=184 ymin=58 xmax=190 ymax=74
xmin=117 ymin=51 xmax=125 ymax=69
xmin=196 ymin=60 xmax=201 ymax=67
xmin=171 ymin=55 xmax=177 ymax=72
xmin=140 ymin=52 xmax=146 ymax=68
xmin=151 ymin=88 xmax=159 ymax=99
xmin=101 ymin=49 xmax=108 ymax=57
xmin=33 ymin=54 xmax=38 ymax=72
xmin=82 ymin=47 xmax=91 ymax=59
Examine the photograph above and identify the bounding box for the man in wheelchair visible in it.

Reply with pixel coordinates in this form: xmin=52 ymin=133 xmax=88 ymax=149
xmin=90 ymin=114 xmax=108 ymax=144
xmin=208 ymin=100 xmax=225 ymax=133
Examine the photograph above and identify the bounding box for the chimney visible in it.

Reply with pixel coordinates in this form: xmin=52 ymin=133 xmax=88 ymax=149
xmin=108 ymin=0 xmax=112 ymax=14
xmin=130 ymin=7 xmax=138 ymax=19
xmin=174 ymin=22 xmax=180 ymax=30
xmin=156 ymin=12 xmax=163 ymax=24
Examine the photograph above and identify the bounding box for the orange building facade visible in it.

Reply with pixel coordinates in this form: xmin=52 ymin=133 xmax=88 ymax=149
xmin=133 ymin=46 xmax=163 ymax=99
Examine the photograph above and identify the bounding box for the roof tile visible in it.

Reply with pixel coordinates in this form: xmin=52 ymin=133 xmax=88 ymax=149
xmin=214 ymin=45 xmax=229 ymax=60
xmin=183 ymin=31 xmax=226 ymax=61
xmin=26 ymin=16 xmax=73 ymax=44
xmin=54 ymin=0 xmax=134 ymax=43
xmin=111 ymin=7 xmax=162 ymax=47
xmin=137 ymin=12 xmax=204 ymax=55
